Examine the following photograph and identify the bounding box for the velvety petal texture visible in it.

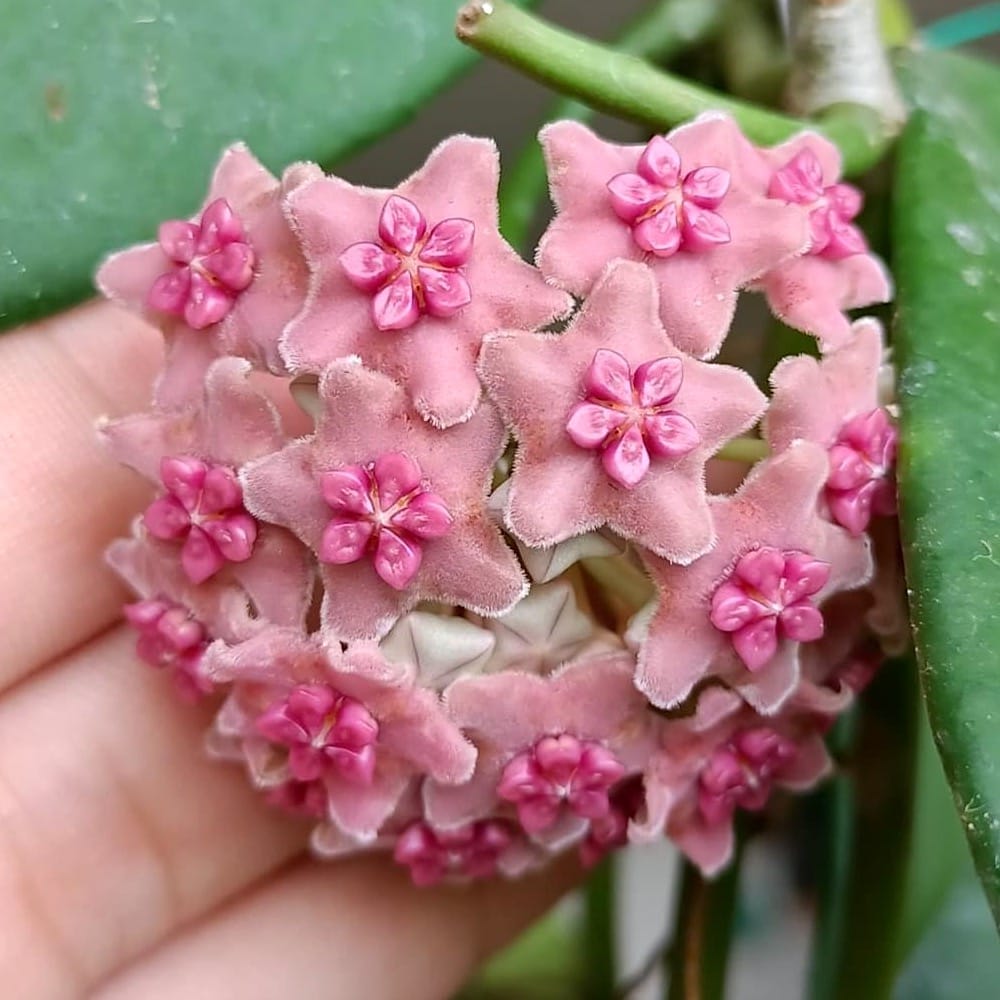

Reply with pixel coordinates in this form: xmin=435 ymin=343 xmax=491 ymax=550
xmin=634 ymin=443 xmax=873 ymax=713
xmin=754 ymin=133 xmax=892 ymax=349
xmin=204 ymin=628 xmax=476 ymax=840
xmin=101 ymin=357 xmax=313 ymax=626
xmin=635 ymin=686 xmax=832 ymax=874
xmin=537 ymin=116 xmax=810 ymax=359
xmin=425 ymin=653 xmax=654 ymax=851
xmin=764 ymin=318 xmax=898 ymax=536
xmin=479 ymin=261 xmax=767 ymax=562
xmin=281 ymin=135 xmax=572 ymax=427
xmin=240 ymin=361 xmax=526 ymax=640
xmin=97 ymin=144 xmax=320 ymax=405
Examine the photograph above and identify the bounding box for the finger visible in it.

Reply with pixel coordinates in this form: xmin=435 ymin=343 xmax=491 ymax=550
xmin=0 ymin=626 xmax=308 ymax=997
xmin=98 ymin=852 xmax=581 ymax=1000
xmin=0 ymin=301 xmax=162 ymax=690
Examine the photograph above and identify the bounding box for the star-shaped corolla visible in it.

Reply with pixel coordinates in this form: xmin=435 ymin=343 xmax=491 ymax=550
xmin=240 ymin=361 xmax=527 ymax=641
xmin=536 ymin=116 xmax=809 ymax=359
xmin=633 ymin=687 xmax=831 ymax=875
xmin=281 ymin=135 xmax=572 ymax=428
xmin=479 ymin=261 xmax=767 ymax=563
xmin=764 ymin=318 xmax=897 ymax=535
xmin=97 ymin=144 xmax=321 ymax=406
xmin=107 ymin=528 xmax=266 ymax=700
xmin=634 ymin=443 xmax=873 ymax=714
xmin=204 ymin=628 xmax=476 ymax=841
xmin=424 ymin=653 xmax=654 ymax=851
xmin=754 ymin=135 xmax=891 ymax=349
xmin=100 ymin=357 xmax=313 ymax=628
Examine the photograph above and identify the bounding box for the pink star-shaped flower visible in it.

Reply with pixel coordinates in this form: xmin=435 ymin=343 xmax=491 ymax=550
xmin=100 ymin=357 xmax=314 ymax=628
xmin=536 ymin=115 xmax=810 ymax=359
xmin=764 ymin=318 xmax=898 ymax=535
xmin=634 ymin=443 xmax=873 ymax=713
xmin=281 ymin=136 xmax=572 ymax=427
xmin=108 ymin=527 xmax=268 ymax=700
xmin=240 ymin=361 xmax=526 ymax=641
xmin=633 ymin=687 xmax=831 ymax=874
xmin=392 ymin=818 xmax=518 ymax=886
xmin=479 ymin=261 xmax=766 ymax=562
xmin=97 ymin=144 xmax=321 ymax=406
xmin=204 ymin=628 xmax=476 ymax=840
xmin=754 ymin=135 xmax=892 ymax=349
xmin=424 ymin=653 xmax=654 ymax=851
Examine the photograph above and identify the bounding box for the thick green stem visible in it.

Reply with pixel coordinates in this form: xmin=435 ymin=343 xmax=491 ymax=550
xmin=583 ymin=855 xmax=618 ymax=1000
xmin=714 ymin=435 xmax=769 ymax=464
xmin=456 ymin=0 xmax=893 ymax=176
xmin=499 ymin=0 xmax=725 ymax=250
xmin=665 ymin=842 xmax=743 ymax=1000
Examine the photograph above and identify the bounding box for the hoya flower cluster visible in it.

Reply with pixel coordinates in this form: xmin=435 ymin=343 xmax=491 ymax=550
xmin=98 ymin=113 xmax=901 ymax=885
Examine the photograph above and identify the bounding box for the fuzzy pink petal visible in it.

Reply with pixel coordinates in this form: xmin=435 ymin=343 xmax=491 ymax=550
xmin=764 ymin=317 xmax=885 ymax=452
xmin=760 ymin=254 xmax=892 ymax=350
xmin=537 ymin=121 xmax=643 ymax=295
xmin=673 ymin=816 xmax=735 ymax=876
xmin=281 ymin=137 xmax=569 ymax=428
xmin=481 ymin=260 xmax=764 ymax=560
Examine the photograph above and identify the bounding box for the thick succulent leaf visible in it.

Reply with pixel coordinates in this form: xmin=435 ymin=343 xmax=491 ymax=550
xmin=894 ymin=876 xmax=1000 ymax=1000
xmin=894 ymin=49 xmax=1000 ymax=926
xmin=0 ymin=0 xmax=531 ymax=330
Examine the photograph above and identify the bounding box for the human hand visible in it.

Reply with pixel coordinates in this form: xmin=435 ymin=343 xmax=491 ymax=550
xmin=0 ymin=302 xmax=578 ymax=999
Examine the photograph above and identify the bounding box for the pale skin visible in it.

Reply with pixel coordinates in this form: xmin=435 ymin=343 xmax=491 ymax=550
xmin=0 ymin=301 xmax=579 ymax=999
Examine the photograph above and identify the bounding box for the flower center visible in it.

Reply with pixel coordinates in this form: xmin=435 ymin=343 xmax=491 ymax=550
xmin=497 ymin=733 xmax=625 ymax=835
xmin=767 ymin=149 xmax=867 ymax=260
xmin=709 ymin=547 xmax=830 ymax=672
xmin=123 ymin=596 xmax=211 ymax=698
xmin=256 ymin=683 xmax=380 ymax=786
xmin=318 ymin=451 xmax=453 ymax=590
xmin=147 ymin=197 xmax=256 ymax=329
xmin=697 ymin=727 xmax=797 ymax=825
xmin=142 ymin=456 xmax=258 ymax=584
xmin=606 ymin=135 xmax=731 ymax=257
xmin=393 ymin=820 xmax=513 ymax=886
xmin=826 ymin=408 xmax=898 ymax=535
xmin=565 ymin=348 xmax=700 ymax=489
xmin=339 ymin=194 xmax=475 ymax=331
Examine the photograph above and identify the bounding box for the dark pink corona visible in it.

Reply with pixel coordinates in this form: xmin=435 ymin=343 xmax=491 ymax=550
xmin=256 ymin=684 xmax=380 ymax=786
xmin=147 ymin=197 xmax=255 ymax=329
xmin=497 ymin=733 xmax=625 ymax=834
xmin=318 ymin=452 xmax=452 ymax=590
xmin=566 ymin=348 xmax=700 ymax=489
xmin=393 ymin=820 xmax=513 ymax=886
xmin=768 ymin=149 xmax=867 ymax=261
xmin=607 ymin=135 xmax=731 ymax=256
xmin=123 ymin=597 xmax=211 ymax=699
xmin=698 ymin=727 xmax=797 ymax=825
xmin=826 ymin=408 xmax=898 ymax=535
xmin=143 ymin=456 xmax=257 ymax=584
xmin=340 ymin=194 xmax=474 ymax=331
xmin=710 ymin=547 xmax=830 ymax=671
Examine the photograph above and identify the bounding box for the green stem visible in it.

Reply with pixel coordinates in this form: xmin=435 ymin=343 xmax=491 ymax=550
xmin=456 ymin=0 xmax=893 ymax=176
xmin=807 ymin=711 xmax=859 ymax=1000
xmin=584 ymin=855 xmax=618 ymax=1000
xmin=665 ymin=842 xmax=743 ymax=1000
xmin=827 ymin=656 xmax=921 ymax=998
xmin=499 ymin=0 xmax=726 ymax=250
xmin=714 ymin=435 xmax=769 ymax=464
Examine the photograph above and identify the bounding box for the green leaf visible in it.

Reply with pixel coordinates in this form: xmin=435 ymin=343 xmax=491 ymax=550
xmin=0 ymin=0 xmax=532 ymax=330
xmin=894 ymin=875 xmax=1000 ymax=999
xmin=893 ymin=48 xmax=1000 ymax=927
